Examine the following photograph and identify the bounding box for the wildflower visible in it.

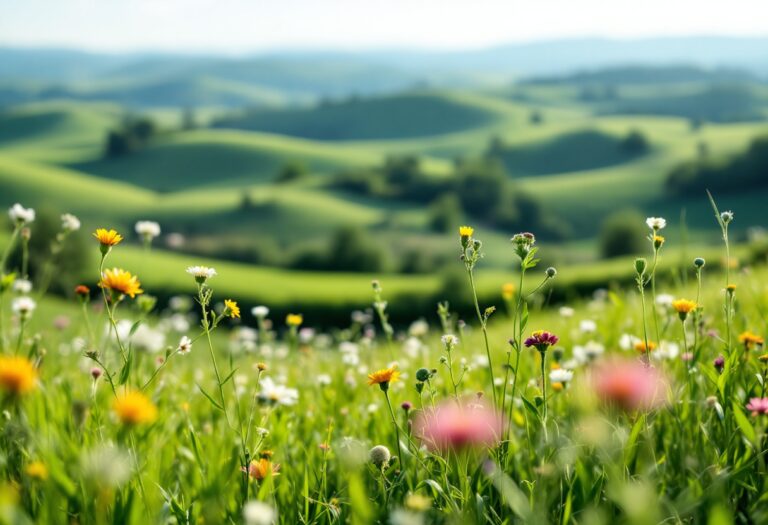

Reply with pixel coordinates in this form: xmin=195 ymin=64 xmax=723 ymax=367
xmin=759 ymin=353 xmax=768 ymax=363
xmin=243 ymin=500 xmax=277 ymax=525
xmin=415 ymin=368 xmax=431 ymax=382
xmin=11 ymin=296 xmax=36 ymax=317
xmin=592 ymin=359 xmax=667 ymax=411
xmin=401 ymin=401 xmax=413 ymax=412
xmin=257 ymin=362 xmax=268 ymax=371
xmin=714 ymin=355 xmax=725 ymax=373
xmin=177 ymin=336 xmax=192 ymax=355
xmin=75 ymin=285 xmax=90 ymax=299
xmin=93 ymin=229 xmax=123 ymax=254
xmin=652 ymin=235 xmax=665 ymax=249
xmin=579 ymin=319 xmax=597 ymax=333
xmin=726 ymin=284 xmax=737 ymax=294
xmin=60 ymin=213 xmax=81 ymax=232
xmin=573 ymin=341 xmax=604 ymax=363
xmin=510 ymin=232 xmax=536 ymax=258
xmin=549 ymin=368 xmax=573 ymax=384
xmin=672 ymin=299 xmax=697 ymax=321
xmin=634 ymin=340 xmax=656 ymax=354
xmin=90 ymin=367 xmax=103 ymax=380
xmin=369 ymin=445 xmax=391 ymax=466
xmin=634 ymin=258 xmax=647 ymax=275
xmin=501 ymin=282 xmax=515 ymax=300
xmin=25 ymin=461 xmax=48 ymax=481
xmin=0 ymin=356 xmax=37 ymax=395
xmin=317 ymin=374 xmax=332 ymax=386
xmin=286 ymin=313 xmax=303 ymax=327
xmin=459 ymin=226 xmax=474 ymax=248
xmin=524 ymin=330 xmax=559 ymax=353
xmin=186 ymin=265 xmax=217 ymax=283
xmin=223 ymin=299 xmax=240 ymax=319
xmin=99 ymin=268 xmax=143 ymax=299
xmin=367 ymin=366 xmax=400 ymax=391
xmin=8 ymin=203 xmax=35 ymax=225
xmin=720 ymin=211 xmax=734 ymax=224
xmin=135 ymin=220 xmax=161 ymax=242
xmin=12 ymin=279 xmax=31 ymax=294
xmin=645 ymin=217 xmax=666 ymax=231
xmin=414 ymin=399 xmax=504 ymax=452
xmin=655 ymin=293 xmax=674 ymax=307
xmin=258 ymin=377 xmax=299 ymax=406
xmin=738 ymin=331 xmax=764 ymax=349
xmin=559 ymin=306 xmax=574 ymax=318
xmin=746 ymin=398 xmax=768 ymax=416
xmin=694 ymin=257 xmax=706 ymax=268
xmin=252 ymin=305 xmax=269 ymax=318
xmin=441 ymin=334 xmax=458 ymax=347
xmin=112 ymin=390 xmax=158 ymax=425
xmin=405 ymin=493 xmax=433 ymax=512
xmin=243 ymin=458 xmax=280 ymax=480
xmin=545 ymin=266 xmax=557 ymax=278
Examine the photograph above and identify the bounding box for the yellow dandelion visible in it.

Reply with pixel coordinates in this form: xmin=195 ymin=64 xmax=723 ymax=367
xmin=99 ymin=268 xmax=143 ymax=299
xmin=758 ymin=353 xmax=768 ymax=363
xmin=634 ymin=341 xmax=657 ymax=354
xmin=93 ymin=228 xmax=123 ymax=247
xmin=502 ymin=282 xmax=516 ymax=301
xmin=245 ymin=458 xmax=280 ymax=480
xmin=224 ymin=299 xmax=240 ymax=319
xmin=672 ymin=299 xmax=697 ymax=320
xmin=25 ymin=461 xmax=48 ymax=481
xmin=459 ymin=225 xmax=474 ymax=237
xmin=286 ymin=313 xmax=303 ymax=327
xmin=112 ymin=390 xmax=157 ymax=425
xmin=738 ymin=331 xmax=764 ymax=349
xmin=653 ymin=235 xmax=665 ymax=248
xmin=726 ymin=283 xmax=737 ymax=293
xmin=0 ymin=356 xmax=38 ymax=395
xmin=367 ymin=366 xmax=400 ymax=387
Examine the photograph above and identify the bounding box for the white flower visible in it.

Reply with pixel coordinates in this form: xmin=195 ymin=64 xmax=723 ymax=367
xmin=351 ymin=310 xmax=372 ymax=324
xmin=243 ymin=500 xmax=277 ymax=525
xmin=135 ymin=220 xmax=161 ymax=239
xmin=559 ymin=306 xmax=575 ymax=318
xmin=720 ymin=211 xmax=734 ymax=224
xmin=655 ymin=294 xmax=674 ymax=307
xmin=619 ymin=333 xmax=641 ymax=350
xmin=186 ymin=266 xmax=217 ymax=280
xmin=251 ymin=305 xmax=269 ymax=318
xmin=8 ymin=203 xmax=35 ymax=224
xmin=549 ymin=369 xmax=574 ymax=384
xmin=441 ymin=334 xmax=458 ymax=347
xmin=60 ymin=213 xmax=81 ymax=232
xmin=168 ymin=295 xmax=192 ymax=312
xmin=317 ymin=374 xmax=332 ymax=386
xmin=167 ymin=313 xmax=190 ymax=333
xmin=81 ymin=445 xmax=132 ymax=489
xmin=12 ymin=279 xmax=32 ymax=294
xmin=573 ymin=341 xmax=604 ymax=363
xmin=12 ymin=296 xmax=36 ymax=316
xmin=177 ymin=336 xmax=192 ymax=355
xmin=113 ymin=320 xmax=165 ymax=353
xmin=579 ymin=319 xmax=597 ymax=333
xmin=408 ymin=319 xmax=429 ymax=337
xmin=258 ymin=377 xmax=299 ymax=406
xmin=654 ymin=340 xmax=680 ymax=361
xmin=646 ymin=217 xmax=666 ymax=230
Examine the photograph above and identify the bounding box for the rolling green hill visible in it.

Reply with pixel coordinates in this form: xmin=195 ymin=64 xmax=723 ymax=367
xmin=212 ymin=92 xmax=501 ymax=140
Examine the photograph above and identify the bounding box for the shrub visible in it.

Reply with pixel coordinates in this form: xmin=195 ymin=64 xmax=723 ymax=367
xmin=599 ymin=209 xmax=647 ymax=258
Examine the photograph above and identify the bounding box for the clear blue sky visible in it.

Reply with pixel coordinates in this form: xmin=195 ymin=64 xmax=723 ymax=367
xmin=0 ymin=0 xmax=766 ymax=53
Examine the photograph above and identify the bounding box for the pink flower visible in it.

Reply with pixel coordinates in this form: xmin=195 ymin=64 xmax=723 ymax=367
xmin=746 ymin=398 xmax=768 ymax=416
xmin=524 ymin=330 xmax=559 ymax=352
xmin=592 ymin=359 xmax=667 ymax=411
xmin=414 ymin=399 xmax=504 ymax=452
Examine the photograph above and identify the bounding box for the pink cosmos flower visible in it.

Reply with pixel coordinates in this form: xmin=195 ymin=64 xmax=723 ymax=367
xmin=414 ymin=399 xmax=504 ymax=452
xmin=592 ymin=359 xmax=667 ymax=411
xmin=746 ymin=398 xmax=768 ymax=416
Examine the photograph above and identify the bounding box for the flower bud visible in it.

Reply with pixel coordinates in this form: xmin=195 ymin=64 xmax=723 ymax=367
xmin=546 ymin=267 xmax=557 ymax=278
xmin=634 ymin=258 xmax=647 ymax=275
xmin=694 ymin=257 xmax=705 ymax=268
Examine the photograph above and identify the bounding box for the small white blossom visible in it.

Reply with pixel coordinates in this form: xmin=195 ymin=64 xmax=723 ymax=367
xmin=8 ymin=203 xmax=35 ymax=224
xmin=12 ymin=279 xmax=32 ymax=294
xmin=655 ymin=294 xmax=674 ymax=307
xmin=559 ymin=306 xmax=575 ymax=318
xmin=251 ymin=305 xmax=269 ymax=318
xmin=186 ymin=266 xmax=217 ymax=280
xmin=579 ymin=319 xmax=597 ymax=333
xmin=441 ymin=334 xmax=459 ymax=347
xmin=177 ymin=336 xmax=192 ymax=355
xmin=243 ymin=500 xmax=277 ymax=525
xmin=60 ymin=213 xmax=81 ymax=232
xmin=317 ymin=374 xmax=332 ymax=386
xmin=135 ymin=220 xmax=161 ymax=240
xmin=258 ymin=377 xmax=298 ymax=406
xmin=12 ymin=296 xmax=36 ymax=316
xmin=619 ymin=333 xmax=641 ymax=350
xmin=408 ymin=319 xmax=429 ymax=337
xmin=645 ymin=217 xmax=666 ymax=230
xmin=550 ymin=369 xmax=574 ymax=384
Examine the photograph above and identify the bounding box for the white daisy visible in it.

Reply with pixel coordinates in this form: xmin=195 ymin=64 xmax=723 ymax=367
xmin=135 ymin=220 xmax=161 ymax=240
xmin=550 ymin=369 xmax=574 ymax=384
xmin=177 ymin=336 xmax=192 ymax=355
xmin=8 ymin=203 xmax=35 ymax=224
xmin=645 ymin=217 xmax=666 ymax=230
xmin=258 ymin=377 xmax=299 ymax=406
xmin=186 ymin=266 xmax=217 ymax=281
xmin=60 ymin=213 xmax=81 ymax=232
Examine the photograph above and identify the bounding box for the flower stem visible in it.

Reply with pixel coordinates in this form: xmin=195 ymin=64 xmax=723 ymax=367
xmin=466 ymin=267 xmax=497 ymax=407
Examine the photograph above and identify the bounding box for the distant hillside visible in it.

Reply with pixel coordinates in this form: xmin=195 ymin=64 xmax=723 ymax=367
xmin=522 ymin=65 xmax=762 ymax=86
xmin=212 ymin=93 xmax=499 ymax=140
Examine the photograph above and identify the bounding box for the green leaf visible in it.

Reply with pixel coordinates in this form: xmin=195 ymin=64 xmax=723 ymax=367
xmin=732 ymin=402 xmax=757 ymax=446
xmin=520 ymin=395 xmax=539 ymax=420
xmin=196 ymin=383 xmax=224 ymax=411
xmin=118 ymin=351 xmax=132 ymax=385
xmin=624 ymin=414 xmax=645 ymax=466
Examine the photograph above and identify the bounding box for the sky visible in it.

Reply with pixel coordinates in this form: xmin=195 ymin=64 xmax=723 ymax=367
xmin=1 ymin=0 xmax=767 ymax=54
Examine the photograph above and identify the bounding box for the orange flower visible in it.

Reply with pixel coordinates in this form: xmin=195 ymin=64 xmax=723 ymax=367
xmin=672 ymin=299 xmax=697 ymax=320
xmin=0 ymin=356 xmax=37 ymax=395
xmin=739 ymin=331 xmax=764 ymax=349
xmin=93 ymin=228 xmax=123 ymax=247
xmin=99 ymin=268 xmax=143 ymax=298
xmin=244 ymin=458 xmax=280 ymax=480
xmin=634 ymin=341 xmax=657 ymax=354
xmin=368 ymin=366 xmax=400 ymax=388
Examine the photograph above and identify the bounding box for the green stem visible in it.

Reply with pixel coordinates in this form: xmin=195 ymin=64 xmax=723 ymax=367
xmin=0 ymin=226 xmax=21 ymax=274
xmin=384 ymin=390 xmax=403 ymax=466
xmin=467 ymin=267 xmax=497 ymax=407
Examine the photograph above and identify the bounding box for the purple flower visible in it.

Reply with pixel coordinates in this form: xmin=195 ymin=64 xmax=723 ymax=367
xmin=713 ymin=355 xmax=725 ymax=373
xmin=524 ymin=330 xmax=559 ymax=352
xmin=401 ymin=401 xmax=413 ymax=411
xmin=746 ymin=397 xmax=768 ymax=416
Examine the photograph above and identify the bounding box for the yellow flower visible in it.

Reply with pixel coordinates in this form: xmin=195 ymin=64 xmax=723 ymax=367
xmin=726 ymin=283 xmax=737 ymax=293
xmin=672 ymin=299 xmax=697 ymax=314
xmin=25 ymin=461 xmax=48 ymax=481
xmin=459 ymin=226 xmax=474 ymax=237
xmin=502 ymin=282 xmax=516 ymax=301
xmin=367 ymin=366 xmax=400 ymax=387
xmin=286 ymin=313 xmax=303 ymax=327
xmin=758 ymin=353 xmax=768 ymax=363
xmin=653 ymin=235 xmax=665 ymax=248
xmin=405 ymin=493 xmax=433 ymax=512
xmin=245 ymin=458 xmax=280 ymax=480
xmin=112 ymin=390 xmax=157 ymax=425
xmin=93 ymin=228 xmax=123 ymax=247
xmin=99 ymin=268 xmax=143 ymax=298
xmin=0 ymin=356 xmax=37 ymax=395
xmin=738 ymin=331 xmax=764 ymax=349
xmin=224 ymin=299 xmax=240 ymax=319
xmin=634 ymin=341 xmax=656 ymax=354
